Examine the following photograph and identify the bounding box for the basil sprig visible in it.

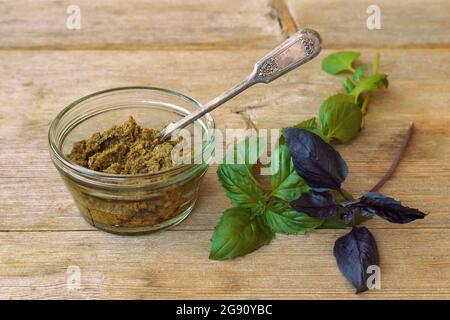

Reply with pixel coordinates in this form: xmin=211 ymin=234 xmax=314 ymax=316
xmin=286 ymin=129 xmax=425 ymax=293
xmin=211 ymin=136 xmax=324 ymax=260
xmin=211 ymin=51 xmax=388 ymax=260
xmin=210 ymin=51 xmax=425 ymax=293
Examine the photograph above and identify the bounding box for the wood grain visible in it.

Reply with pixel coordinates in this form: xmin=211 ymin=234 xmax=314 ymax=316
xmin=0 ymin=229 xmax=449 ymax=299
xmin=287 ymin=0 xmax=450 ymax=48
xmin=0 ymin=0 xmax=281 ymax=49
xmin=0 ymin=0 xmax=449 ymax=299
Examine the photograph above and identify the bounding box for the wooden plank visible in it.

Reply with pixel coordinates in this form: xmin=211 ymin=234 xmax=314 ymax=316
xmin=0 ymin=49 xmax=448 ymax=231
xmin=4 ymin=1 xmax=448 ymax=50
xmin=286 ymin=0 xmax=450 ymax=48
xmin=0 ymin=229 xmax=448 ymax=299
xmin=0 ymin=0 xmax=281 ymax=49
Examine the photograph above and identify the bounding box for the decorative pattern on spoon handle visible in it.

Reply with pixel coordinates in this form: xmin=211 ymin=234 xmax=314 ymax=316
xmin=252 ymin=29 xmax=322 ymax=83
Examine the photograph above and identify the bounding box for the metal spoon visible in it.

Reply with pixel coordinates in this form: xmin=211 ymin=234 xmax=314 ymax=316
xmin=159 ymin=28 xmax=322 ymax=140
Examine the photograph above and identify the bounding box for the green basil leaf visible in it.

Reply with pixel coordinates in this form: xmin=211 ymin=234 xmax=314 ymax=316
xmin=352 ymin=66 xmax=366 ymax=82
xmin=265 ymin=201 xmax=323 ymax=235
xmin=332 ymin=188 xmax=352 ymax=203
xmin=319 ymin=94 xmax=362 ymax=143
xmin=280 ymin=117 xmax=325 ymax=145
xmin=217 ymin=164 xmax=265 ymax=208
xmin=250 ymin=198 xmax=266 ymax=218
xmin=234 ymin=137 xmax=266 ymax=170
xmin=270 ymin=144 xmax=308 ymax=202
xmin=217 ymin=137 xmax=266 ymax=207
xmin=209 ymin=207 xmax=274 ymax=260
xmin=319 ymin=215 xmax=348 ymax=229
xmin=228 ymin=136 xmax=266 ymax=171
xmin=293 ymin=117 xmax=317 ymax=130
xmin=322 ymin=51 xmax=360 ymax=74
xmin=293 ymin=117 xmax=325 ymax=137
xmin=351 ymin=73 xmax=388 ymax=100
xmin=343 ymin=77 xmax=355 ymax=94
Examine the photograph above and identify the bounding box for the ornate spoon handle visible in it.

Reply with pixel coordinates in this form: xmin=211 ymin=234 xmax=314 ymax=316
xmin=160 ymin=29 xmax=322 ymax=140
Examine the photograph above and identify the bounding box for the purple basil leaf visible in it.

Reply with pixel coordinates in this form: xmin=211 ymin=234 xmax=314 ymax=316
xmin=360 ymin=205 xmax=376 ymax=217
xmin=284 ymin=128 xmax=348 ymax=190
xmin=290 ymin=190 xmax=341 ymax=218
xmin=360 ymin=192 xmax=426 ymax=224
xmin=333 ymin=226 xmax=379 ymax=293
xmin=342 ymin=207 xmax=357 ymax=224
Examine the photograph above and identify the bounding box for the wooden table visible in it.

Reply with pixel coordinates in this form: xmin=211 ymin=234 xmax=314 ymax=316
xmin=1 ymin=0 xmax=449 ymax=299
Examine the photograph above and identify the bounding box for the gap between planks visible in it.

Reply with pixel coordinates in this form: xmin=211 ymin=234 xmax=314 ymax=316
xmin=271 ymin=0 xmax=298 ymax=37
xmin=1 ymin=45 xmax=450 ymax=52
xmin=0 ymin=226 xmax=448 ymax=233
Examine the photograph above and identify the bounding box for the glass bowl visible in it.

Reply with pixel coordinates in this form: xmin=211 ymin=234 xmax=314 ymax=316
xmin=48 ymin=87 xmax=215 ymax=234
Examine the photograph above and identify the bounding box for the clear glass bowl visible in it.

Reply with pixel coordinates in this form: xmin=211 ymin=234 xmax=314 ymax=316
xmin=48 ymin=87 xmax=215 ymax=234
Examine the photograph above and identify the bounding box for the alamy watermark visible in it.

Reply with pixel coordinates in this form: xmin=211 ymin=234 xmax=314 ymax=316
xmin=66 ymin=5 xmax=81 ymax=30
xmin=366 ymin=265 xmax=381 ymax=290
xmin=66 ymin=265 xmax=81 ymax=290
xmin=169 ymin=127 xmax=280 ymax=175
xmin=366 ymin=5 xmax=381 ymax=30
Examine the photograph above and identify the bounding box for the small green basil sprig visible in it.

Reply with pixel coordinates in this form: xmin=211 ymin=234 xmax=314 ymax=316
xmin=210 ymin=51 xmax=388 ymax=260
xmin=321 ymin=51 xmax=388 ymax=116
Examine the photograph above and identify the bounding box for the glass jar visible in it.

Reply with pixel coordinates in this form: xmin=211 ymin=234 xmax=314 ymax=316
xmin=48 ymin=87 xmax=215 ymax=234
